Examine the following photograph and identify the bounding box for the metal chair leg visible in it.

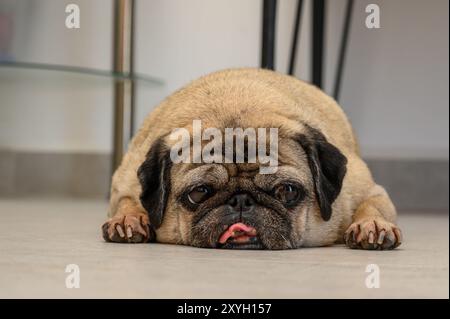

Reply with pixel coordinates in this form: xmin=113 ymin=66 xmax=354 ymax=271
xmin=312 ymin=0 xmax=325 ymax=88
xmin=112 ymin=0 xmax=135 ymax=174
xmin=288 ymin=0 xmax=304 ymax=75
xmin=261 ymin=0 xmax=277 ymax=70
xmin=333 ymin=0 xmax=354 ymax=101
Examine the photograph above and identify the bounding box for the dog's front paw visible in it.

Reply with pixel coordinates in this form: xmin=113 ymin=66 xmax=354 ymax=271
xmin=344 ymin=218 xmax=402 ymax=250
xmin=102 ymin=214 xmax=155 ymax=243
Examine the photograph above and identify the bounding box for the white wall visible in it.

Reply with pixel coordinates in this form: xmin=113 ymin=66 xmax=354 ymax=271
xmin=0 ymin=0 xmax=113 ymax=152
xmin=0 ymin=0 xmax=448 ymax=159
xmin=327 ymin=0 xmax=449 ymax=159
xmin=133 ymin=0 xmax=262 ymax=129
xmin=7 ymin=0 xmax=113 ymax=70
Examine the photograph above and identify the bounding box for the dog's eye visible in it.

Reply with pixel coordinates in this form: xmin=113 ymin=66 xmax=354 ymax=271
xmin=188 ymin=185 xmax=212 ymax=204
xmin=273 ymin=183 xmax=300 ymax=206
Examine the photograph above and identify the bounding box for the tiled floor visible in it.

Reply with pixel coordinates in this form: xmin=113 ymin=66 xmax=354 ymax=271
xmin=0 ymin=198 xmax=448 ymax=298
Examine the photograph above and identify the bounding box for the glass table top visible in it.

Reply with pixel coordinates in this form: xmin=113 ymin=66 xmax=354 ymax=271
xmin=0 ymin=61 xmax=164 ymax=87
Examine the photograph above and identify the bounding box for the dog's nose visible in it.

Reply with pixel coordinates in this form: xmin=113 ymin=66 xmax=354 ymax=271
xmin=227 ymin=193 xmax=255 ymax=213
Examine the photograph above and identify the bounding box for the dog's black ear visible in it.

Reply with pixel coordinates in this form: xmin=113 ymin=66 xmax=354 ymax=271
xmin=296 ymin=127 xmax=347 ymax=221
xmin=137 ymin=138 xmax=172 ymax=228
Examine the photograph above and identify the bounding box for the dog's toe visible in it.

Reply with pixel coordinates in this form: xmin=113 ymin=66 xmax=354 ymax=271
xmin=102 ymin=214 xmax=154 ymax=243
xmin=344 ymin=218 xmax=402 ymax=250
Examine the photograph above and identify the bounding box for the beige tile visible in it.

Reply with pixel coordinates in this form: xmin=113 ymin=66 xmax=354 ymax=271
xmin=0 ymin=199 xmax=448 ymax=298
xmin=0 ymin=150 xmax=15 ymax=196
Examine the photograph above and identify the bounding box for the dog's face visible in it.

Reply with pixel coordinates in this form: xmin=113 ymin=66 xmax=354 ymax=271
xmin=137 ymin=125 xmax=347 ymax=250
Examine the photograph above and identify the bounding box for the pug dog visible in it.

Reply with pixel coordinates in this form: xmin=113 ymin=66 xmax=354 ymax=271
xmin=102 ymin=68 xmax=402 ymax=250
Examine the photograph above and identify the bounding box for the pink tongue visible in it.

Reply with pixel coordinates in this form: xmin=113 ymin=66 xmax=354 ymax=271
xmin=218 ymin=223 xmax=256 ymax=244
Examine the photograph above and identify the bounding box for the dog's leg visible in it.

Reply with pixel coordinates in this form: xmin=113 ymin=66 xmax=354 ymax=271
xmin=102 ymin=197 xmax=155 ymax=243
xmin=344 ymin=185 xmax=402 ymax=250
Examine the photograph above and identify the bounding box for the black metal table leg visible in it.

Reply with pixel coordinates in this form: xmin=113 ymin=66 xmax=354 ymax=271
xmin=333 ymin=0 xmax=354 ymax=101
xmin=261 ymin=0 xmax=277 ymax=70
xmin=112 ymin=0 xmax=135 ymax=174
xmin=288 ymin=0 xmax=304 ymax=75
xmin=312 ymin=0 xmax=325 ymax=88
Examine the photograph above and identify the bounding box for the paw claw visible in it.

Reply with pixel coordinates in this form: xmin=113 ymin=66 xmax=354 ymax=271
xmin=394 ymin=228 xmax=403 ymax=245
xmin=344 ymin=224 xmax=362 ymax=249
xmin=116 ymin=224 xmax=126 ymax=238
xmin=368 ymin=231 xmax=375 ymax=244
xmin=126 ymin=225 xmax=133 ymax=238
xmin=377 ymin=230 xmax=386 ymax=245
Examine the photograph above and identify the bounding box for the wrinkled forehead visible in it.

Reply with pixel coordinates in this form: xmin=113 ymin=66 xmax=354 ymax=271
xmin=170 ymin=139 xmax=312 ymax=194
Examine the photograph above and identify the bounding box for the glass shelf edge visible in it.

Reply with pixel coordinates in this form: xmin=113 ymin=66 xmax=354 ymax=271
xmin=0 ymin=61 xmax=164 ymax=86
